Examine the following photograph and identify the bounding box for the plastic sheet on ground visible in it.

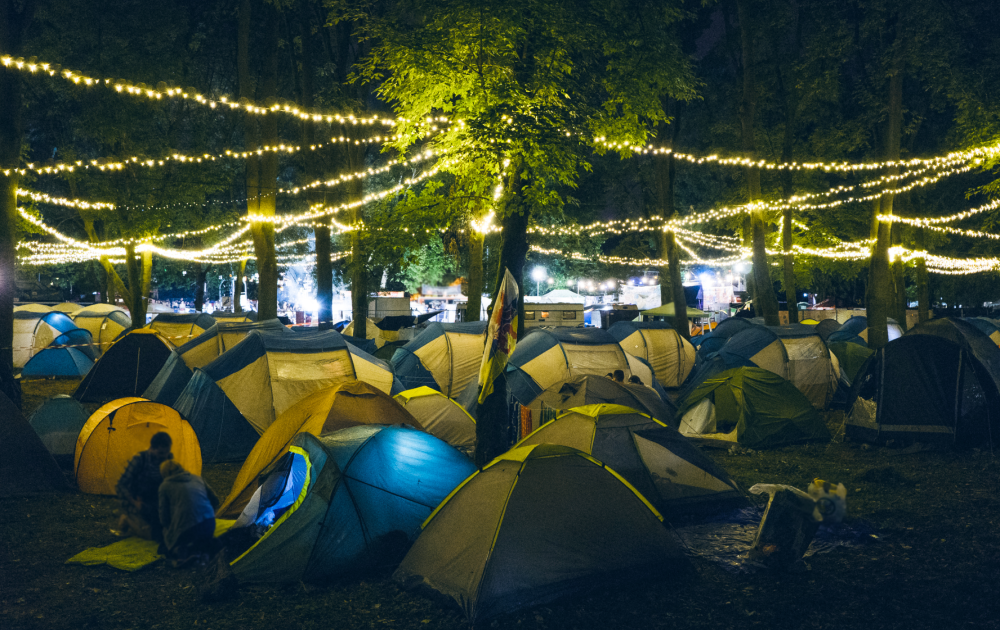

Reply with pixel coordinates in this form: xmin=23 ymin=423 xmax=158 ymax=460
xmin=673 ymin=507 xmax=878 ymax=573
xmin=65 ymin=519 xmax=236 ymax=572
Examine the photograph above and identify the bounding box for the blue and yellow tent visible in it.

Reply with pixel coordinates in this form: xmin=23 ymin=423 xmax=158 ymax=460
xmin=608 ymin=321 xmax=696 ymax=388
xmin=391 ymin=321 xmax=487 ymax=396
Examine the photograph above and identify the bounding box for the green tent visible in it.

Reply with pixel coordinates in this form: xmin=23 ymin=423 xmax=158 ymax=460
xmin=828 ymin=341 xmax=874 ymax=385
xmin=675 ymin=367 xmax=828 ymax=448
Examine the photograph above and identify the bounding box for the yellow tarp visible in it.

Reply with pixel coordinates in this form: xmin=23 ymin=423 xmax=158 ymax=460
xmin=66 ymin=519 xmax=236 ymax=571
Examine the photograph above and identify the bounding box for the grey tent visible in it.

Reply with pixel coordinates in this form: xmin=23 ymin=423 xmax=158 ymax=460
xmin=394 ymin=443 xmax=691 ymax=623
xmin=0 ymin=391 xmax=66 ymax=495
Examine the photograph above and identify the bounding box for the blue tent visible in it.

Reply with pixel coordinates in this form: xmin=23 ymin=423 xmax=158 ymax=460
xmin=716 ymin=326 xmax=789 ymax=378
xmin=695 ymin=317 xmax=758 ymax=361
xmin=839 ymin=316 xmax=868 ymax=336
xmin=173 ymin=328 xmax=403 ymax=462
xmin=28 ymin=395 xmax=90 ymax=462
xmin=21 ymin=347 xmax=93 ymax=379
xmin=13 ymin=310 xmax=94 ymax=368
xmin=229 ymin=425 xmax=476 ymax=583
xmin=143 ymin=319 xmax=288 ymax=406
xmin=391 ymin=321 xmax=487 ymax=396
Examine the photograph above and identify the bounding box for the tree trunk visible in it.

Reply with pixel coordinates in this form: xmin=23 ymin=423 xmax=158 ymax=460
xmin=235 ymin=259 xmax=247 ymax=313
xmin=737 ymin=0 xmax=780 ymax=326
xmin=652 ymin=100 xmax=688 ymax=338
xmin=315 ymin=218 xmax=333 ymax=325
xmin=194 ymin=264 xmax=208 ymax=311
xmin=866 ymin=68 xmax=903 ymax=350
xmin=124 ymin=243 xmax=144 ymax=328
xmin=466 ymin=228 xmax=484 ymax=322
xmin=890 ymin=221 xmax=907 ymax=331
xmin=916 ymin=227 xmax=929 ymax=322
xmin=347 ymin=143 xmax=368 ymax=339
xmin=139 ymin=249 xmax=152 ymax=323
xmin=777 ymin=0 xmax=801 ymax=324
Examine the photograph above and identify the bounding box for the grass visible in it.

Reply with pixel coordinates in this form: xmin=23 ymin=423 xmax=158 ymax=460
xmin=2 ymin=380 xmax=999 ymax=629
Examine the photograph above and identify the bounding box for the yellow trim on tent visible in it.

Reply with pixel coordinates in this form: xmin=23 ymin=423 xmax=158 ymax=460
xmin=231 ymin=445 xmax=314 ymax=566
xmin=394 ymin=387 xmax=477 ymax=425
xmin=589 ymin=454 xmax=665 ymax=522
xmin=560 ymin=404 xmax=648 ymax=419
xmin=799 ymin=319 xmax=820 ymax=325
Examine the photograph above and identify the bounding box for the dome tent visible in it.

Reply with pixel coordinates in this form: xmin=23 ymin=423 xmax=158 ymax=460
xmin=74 ymin=398 xmax=201 ymax=495
xmin=173 ymin=329 xmax=403 ymax=462
xmin=769 ymin=324 xmax=840 ymax=409
xmin=831 ymin=315 xmax=904 ymax=345
xmin=13 ymin=310 xmax=94 ymax=368
xmin=21 ymin=346 xmax=93 ymax=379
xmin=391 ymin=321 xmax=487 ymax=397
xmin=72 ymin=304 xmax=132 ymax=355
xmin=846 ymin=318 xmax=1000 ymax=448
xmin=229 ymin=426 xmax=475 ymax=583
xmin=676 ymin=367 xmax=829 ymax=448
xmin=210 ymin=311 xmax=258 ymax=322
xmin=715 ymin=326 xmax=789 ymax=379
xmin=147 ymin=313 xmax=217 ymax=344
xmin=53 ymin=302 xmax=84 ymax=314
xmin=74 ymin=329 xmax=175 ymax=403
xmin=530 ymin=374 xmax=676 ymax=427
xmin=216 ymin=381 xmax=422 ymax=510
xmin=142 ymin=319 xmax=287 ymax=406
xmin=393 ymin=443 xmax=691 ymax=623
xmin=0 ymin=390 xmax=67 ymax=496
xmin=966 ymin=317 xmax=1000 ymax=347
xmin=516 ymin=404 xmax=744 ymax=512
xmin=394 ymin=387 xmax=476 ymax=456
xmin=14 ymin=303 xmax=52 ymax=313
xmin=28 ymin=395 xmax=90 ymax=463
xmin=607 ymin=321 xmax=697 ymax=388
xmin=695 ymin=317 xmax=757 ymax=360
xmin=814 ymin=318 xmax=842 ymax=342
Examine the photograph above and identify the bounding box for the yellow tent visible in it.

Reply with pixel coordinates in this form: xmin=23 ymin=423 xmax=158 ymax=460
xmin=640 ymin=303 xmax=712 ymax=318
xmin=54 ymin=302 xmax=84 ymax=314
xmin=394 ymin=387 xmax=476 ymax=456
xmin=799 ymin=318 xmax=820 ymax=325
xmin=216 ymin=380 xmax=421 ymax=517
xmin=14 ymin=303 xmax=53 ymax=312
xmin=74 ymin=398 xmax=202 ymax=495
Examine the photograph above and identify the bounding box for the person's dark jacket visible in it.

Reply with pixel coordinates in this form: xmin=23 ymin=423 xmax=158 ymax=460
xmin=158 ymin=471 xmax=219 ymax=550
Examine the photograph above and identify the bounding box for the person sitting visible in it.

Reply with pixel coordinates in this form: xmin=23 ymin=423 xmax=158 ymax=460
xmin=114 ymin=432 xmax=173 ymax=540
xmin=605 ymin=372 xmax=614 ymax=379
xmin=628 ymin=375 xmax=643 ymax=385
xmin=612 ymin=369 xmax=625 ymax=383
xmin=159 ymin=460 xmax=219 ymax=567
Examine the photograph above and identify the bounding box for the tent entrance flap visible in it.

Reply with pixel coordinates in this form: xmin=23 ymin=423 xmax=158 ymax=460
xmin=235 ymin=452 xmax=309 ymax=529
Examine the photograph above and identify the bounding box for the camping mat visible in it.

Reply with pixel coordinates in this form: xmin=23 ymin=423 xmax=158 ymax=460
xmin=673 ymin=507 xmax=879 ymax=574
xmin=66 ymin=519 xmax=237 ymax=572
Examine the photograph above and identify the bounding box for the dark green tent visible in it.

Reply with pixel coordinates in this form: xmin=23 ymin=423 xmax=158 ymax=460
xmin=675 ymin=367 xmax=828 ymax=448
xmin=828 ymin=341 xmax=874 ymax=385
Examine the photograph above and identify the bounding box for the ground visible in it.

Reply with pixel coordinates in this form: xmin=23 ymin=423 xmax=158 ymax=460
xmin=2 ymin=379 xmax=999 ymax=630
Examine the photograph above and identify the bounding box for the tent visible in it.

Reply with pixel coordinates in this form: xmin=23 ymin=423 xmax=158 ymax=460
xmin=640 ymin=303 xmax=711 ymax=318
xmin=72 ymin=304 xmax=132 ymax=355
xmin=142 ymin=319 xmax=288 ymax=406
xmin=391 ymin=321 xmax=487 ymax=396
xmin=608 ymin=321 xmax=697 ymax=388
xmin=814 ymin=318 xmax=842 ymax=342
xmin=715 ymin=326 xmax=789 ymax=379
xmin=54 ymin=302 xmax=84 ymax=314
xmin=173 ymin=329 xmax=402 ymax=460
xmin=21 ymin=346 xmax=93 ymax=379
xmin=394 ymin=387 xmax=476 ymax=456
xmin=695 ymin=317 xmax=758 ymax=359
xmin=0 ymin=391 xmax=66 ymax=495
xmin=828 ymin=341 xmax=874 ymax=385
xmin=846 ymin=323 xmax=1000 ymax=448
xmin=13 ymin=310 xmax=94 ymax=368
xmin=798 ymin=318 xmax=820 ymax=325
xmin=967 ymin=318 xmax=1000 ymax=347
xmin=14 ymin=303 xmax=52 ymax=312
xmin=228 ymin=426 xmax=476 ymax=583
xmin=770 ymin=324 xmax=840 ymax=409
xmin=394 ymin=443 xmax=691 ymax=623
xmin=218 ymin=381 xmax=422 ymax=514
xmin=147 ymin=313 xmax=217 ymax=344
xmin=516 ymin=405 xmax=743 ymax=512
xmin=676 ymin=367 xmax=829 ymax=448
xmin=28 ymin=395 xmax=90 ymax=463
xmin=74 ymin=329 xmax=176 ymax=402
xmin=74 ymin=398 xmax=202 ymax=495
xmin=505 ymin=328 xmax=660 ymax=409
xmin=211 ymin=311 xmax=258 ymax=322
xmin=529 ymin=374 xmax=676 ymax=426
xmin=835 ymin=315 xmax=904 ymax=344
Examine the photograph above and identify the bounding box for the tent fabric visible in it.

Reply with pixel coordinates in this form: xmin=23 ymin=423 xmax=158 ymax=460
xmin=229 ymin=427 xmax=475 ymax=583
xmin=505 ymin=328 xmax=656 ymax=407
xmin=211 ymin=311 xmax=258 ymax=322
xmin=608 ymin=321 xmax=697 ymax=388
xmin=54 ymin=302 xmax=84 ymax=314
xmin=716 ymin=327 xmax=789 ymax=379
xmin=516 ymin=405 xmax=743 ymax=512
xmin=838 ymin=316 xmax=903 ymax=343
xmin=532 ymin=375 xmax=676 ymax=427
xmin=640 ymin=303 xmax=711 ymax=318
xmin=74 ymin=329 xmax=176 ymax=403
xmin=814 ymin=319 xmax=842 ymax=341
xmin=147 ymin=313 xmax=217 ymax=345
xmin=828 ymin=342 xmax=874 ymax=385
xmin=394 ymin=387 xmax=476 ymax=457
xmin=21 ymin=346 xmax=93 ymax=379
xmin=14 ymin=303 xmax=53 ymax=312
xmin=74 ymin=398 xmax=202 ymax=495
xmin=676 ymin=367 xmax=828 ymax=448
xmin=217 ymin=381 xmax=422 ymax=516
xmin=142 ymin=319 xmax=288 ymax=406
xmin=770 ymin=326 xmax=839 ymax=409
xmin=846 ymin=332 xmax=1000 ymax=448
xmin=0 ymin=391 xmax=67 ymax=495
xmin=827 ymin=331 xmax=868 ymax=346
xmin=13 ymin=310 xmax=83 ymax=368
xmin=391 ymin=321 xmax=487 ymax=397
xmin=965 ymin=318 xmax=1000 ymax=347
xmin=29 ymin=395 xmax=90 ymax=460
xmin=72 ymin=305 xmax=132 ymax=355
xmin=172 ymin=329 xmax=401 ymax=457
xmin=393 ymin=443 xmax=691 ymax=623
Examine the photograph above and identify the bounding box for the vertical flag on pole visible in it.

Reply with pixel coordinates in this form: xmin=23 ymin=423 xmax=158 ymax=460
xmin=478 ymin=268 xmax=519 ymax=404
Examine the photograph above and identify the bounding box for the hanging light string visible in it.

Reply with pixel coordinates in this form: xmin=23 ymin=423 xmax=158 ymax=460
xmin=884 ymin=198 xmax=1000 ymax=227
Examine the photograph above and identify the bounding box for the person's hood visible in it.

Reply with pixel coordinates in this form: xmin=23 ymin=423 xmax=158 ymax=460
xmin=163 ymin=471 xmax=195 ymax=484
